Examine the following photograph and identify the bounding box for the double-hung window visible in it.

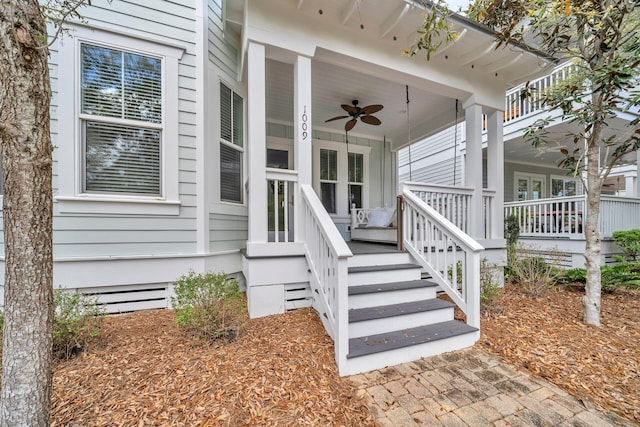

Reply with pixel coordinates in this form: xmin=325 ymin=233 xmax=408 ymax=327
xmin=348 ymin=152 xmax=364 ymax=211
xmin=220 ymin=82 xmax=244 ymax=204
xmin=56 ymin=25 xmax=182 ymax=215
xmin=319 ymin=148 xmax=338 ymax=214
xmin=80 ymin=43 xmax=162 ymax=196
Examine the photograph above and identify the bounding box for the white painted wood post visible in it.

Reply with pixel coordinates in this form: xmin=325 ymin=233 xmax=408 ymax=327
xmin=247 ymin=42 xmax=267 ymax=247
xmin=486 ymin=110 xmax=504 ymax=239
xmin=464 ymin=102 xmax=484 ymax=240
xmin=294 ymin=55 xmax=312 ymax=242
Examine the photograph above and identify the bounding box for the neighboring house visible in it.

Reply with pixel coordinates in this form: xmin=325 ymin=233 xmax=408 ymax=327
xmin=0 ymin=0 xmax=557 ymax=375
xmin=400 ymin=62 xmax=640 ymax=268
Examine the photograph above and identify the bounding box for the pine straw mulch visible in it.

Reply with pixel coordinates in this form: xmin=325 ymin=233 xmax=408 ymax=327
xmin=480 ymin=284 xmax=640 ymax=424
xmin=50 ymin=307 xmax=374 ymax=426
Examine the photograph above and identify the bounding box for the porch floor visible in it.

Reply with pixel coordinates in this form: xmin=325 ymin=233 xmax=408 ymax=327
xmin=347 ymin=240 xmax=402 ymax=255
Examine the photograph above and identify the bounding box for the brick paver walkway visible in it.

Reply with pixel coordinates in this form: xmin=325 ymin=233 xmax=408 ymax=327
xmin=349 ymin=348 xmax=635 ymax=427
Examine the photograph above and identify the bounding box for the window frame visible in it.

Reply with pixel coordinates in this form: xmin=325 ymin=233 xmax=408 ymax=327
xmin=514 ymin=172 xmax=546 ymax=201
xmin=56 ymin=24 xmax=184 ymax=215
xmin=219 ymin=81 xmax=245 ymax=205
xmin=313 ymin=140 xmax=370 ymax=217
xmin=550 ymin=175 xmax=580 ymax=197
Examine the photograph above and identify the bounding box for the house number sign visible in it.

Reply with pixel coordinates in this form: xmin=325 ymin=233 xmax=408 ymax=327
xmin=301 ymin=105 xmax=308 ymax=141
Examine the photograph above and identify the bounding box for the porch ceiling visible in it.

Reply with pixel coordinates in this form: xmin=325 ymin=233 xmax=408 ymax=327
xmin=266 ymin=58 xmax=451 ymax=145
xmin=241 ymin=0 xmax=556 ymax=148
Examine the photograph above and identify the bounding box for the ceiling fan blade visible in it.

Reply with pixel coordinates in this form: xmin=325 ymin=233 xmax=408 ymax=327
xmin=325 ymin=115 xmax=350 ymax=123
xmin=361 ymin=104 xmax=384 ymax=115
xmin=361 ymin=115 xmax=381 ymax=125
xmin=341 ymin=104 xmax=358 ymax=114
xmin=345 ymin=118 xmax=358 ymax=132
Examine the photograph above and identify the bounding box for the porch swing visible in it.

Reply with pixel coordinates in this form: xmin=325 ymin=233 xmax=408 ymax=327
xmin=349 ymin=86 xmax=417 ymax=244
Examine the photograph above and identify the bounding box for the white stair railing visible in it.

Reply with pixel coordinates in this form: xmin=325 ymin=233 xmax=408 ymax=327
xmin=300 ymin=185 xmax=352 ymax=373
xmin=404 ymin=182 xmax=473 ymax=234
xmin=401 ymin=190 xmax=484 ymax=329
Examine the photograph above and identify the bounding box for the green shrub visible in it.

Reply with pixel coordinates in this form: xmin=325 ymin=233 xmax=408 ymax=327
xmin=612 ymin=229 xmax=640 ymax=262
xmin=480 ymin=259 xmax=502 ymax=312
xmin=556 ymin=268 xmax=587 ymax=284
xmin=171 ymin=271 xmax=247 ymax=342
xmin=509 ymin=245 xmax=561 ymax=297
xmin=53 ymin=289 xmax=105 ymax=360
xmin=601 ymin=262 xmax=640 ymax=291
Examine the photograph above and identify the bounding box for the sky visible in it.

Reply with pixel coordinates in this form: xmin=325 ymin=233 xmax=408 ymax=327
xmin=446 ymin=0 xmax=471 ymax=13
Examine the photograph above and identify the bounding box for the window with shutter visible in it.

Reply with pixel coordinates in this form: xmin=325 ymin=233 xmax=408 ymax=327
xmin=80 ymin=43 xmax=162 ymax=196
xmin=220 ymin=82 xmax=244 ymax=203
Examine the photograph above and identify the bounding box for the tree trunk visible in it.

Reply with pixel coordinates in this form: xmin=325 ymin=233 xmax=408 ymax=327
xmin=582 ymin=137 xmax=602 ymax=327
xmin=0 ymin=1 xmax=54 ymax=425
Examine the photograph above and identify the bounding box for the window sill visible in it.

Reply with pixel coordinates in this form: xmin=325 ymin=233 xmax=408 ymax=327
xmin=56 ymin=196 xmax=181 ymax=216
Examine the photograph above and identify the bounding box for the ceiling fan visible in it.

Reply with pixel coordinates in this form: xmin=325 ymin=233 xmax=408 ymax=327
xmin=325 ymin=100 xmax=383 ymax=132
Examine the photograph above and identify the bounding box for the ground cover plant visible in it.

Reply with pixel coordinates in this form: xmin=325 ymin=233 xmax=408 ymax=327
xmin=0 ymin=288 xmax=105 ymax=361
xmin=171 ymin=271 xmax=247 ymax=342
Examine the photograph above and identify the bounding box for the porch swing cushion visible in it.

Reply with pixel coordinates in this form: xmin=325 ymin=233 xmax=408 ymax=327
xmin=366 ymin=207 xmax=395 ymax=228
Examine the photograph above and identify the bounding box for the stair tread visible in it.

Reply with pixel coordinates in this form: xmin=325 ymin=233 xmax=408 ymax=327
xmin=348 ymin=263 xmax=419 ymax=274
xmin=348 ymin=320 xmax=478 ymax=359
xmin=348 ymin=280 xmax=437 ymax=296
xmin=349 ymin=298 xmax=454 ymax=323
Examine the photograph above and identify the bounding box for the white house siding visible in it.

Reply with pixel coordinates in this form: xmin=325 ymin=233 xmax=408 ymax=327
xmin=207 ymin=0 xmax=247 ymax=254
xmin=207 ymin=0 xmax=238 ymax=80
xmin=398 ymin=124 xmax=465 ymax=186
xmin=209 ymin=213 xmax=248 ymax=252
xmin=41 ymin=0 xmax=199 ymax=259
xmin=0 ymin=1 xmax=206 ymax=310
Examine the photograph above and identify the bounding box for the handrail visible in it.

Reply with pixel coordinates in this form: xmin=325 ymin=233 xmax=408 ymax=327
xmin=300 ymin=184 xmax=351 ymax=374
xmin=404 ymin=181 xmax=474 ymax=195
xmin=402 ymin=190 xmax=483 ymax=328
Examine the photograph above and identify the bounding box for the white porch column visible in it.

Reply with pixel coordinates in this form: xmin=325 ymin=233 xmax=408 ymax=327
xmin=486 ymin=109 xmax=504 ymax=239
xmin=464 ymin=102 xmax=484 ymax=240
xmin=294 ymin=55 xmax=312 ymax=241
xmin=247 ymin=42 xmax=267 ymax=246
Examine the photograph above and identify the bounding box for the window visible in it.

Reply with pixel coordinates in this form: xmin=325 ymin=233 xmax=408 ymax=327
xmin=348 ymin=152 xmax=364 ymax=211
xmin=220 ymin=82 xmax=244 ymax=203
xmin=80 ymin=43 xmax=162 ymax=196
xmin=56 ymin=25 xmax=183 ymax=215
xmin=551 ymin=176 xmax=579 ymax=197
xmin=514 ymin=173 xmax=545 ymax=201
xmin=320 ymin=149 xmax=338 ymax=213
xmin=314 ymin=141 xmax=370 ymax=217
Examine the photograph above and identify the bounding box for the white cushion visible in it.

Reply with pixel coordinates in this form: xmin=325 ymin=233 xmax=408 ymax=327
xmin=366 ymin=208 xmax=395 ymax=228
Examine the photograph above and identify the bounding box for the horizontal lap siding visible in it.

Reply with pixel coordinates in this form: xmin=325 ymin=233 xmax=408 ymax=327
xmin=208 ymin=1 xmax=238 ymax=79
xmin=209 ymin=213 xmax=248 ymax=252
xmin=44 ymin=0 xmax=199 ymax=258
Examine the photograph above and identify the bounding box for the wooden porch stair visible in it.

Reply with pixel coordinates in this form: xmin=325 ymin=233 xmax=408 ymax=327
xmin=343 ymin=245 xmax=478 ymax=374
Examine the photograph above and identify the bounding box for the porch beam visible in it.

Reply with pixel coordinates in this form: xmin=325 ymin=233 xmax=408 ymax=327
xmin=341 ymin=0 xmax=359 ymax=25
xmin=432 ymin=28 xmax=467 ymax=57
xmin=464 ymin=102 xmax=483 ymax=240
xmin=380 ymin=3 xmax=410 ymax=38
xmin=247 ymin=42 xmax=268 ymax=246
xmin=294 ymin=54 xmax=313 ymax=241
xmin=459 ymin=41 xmax=497 ymax=67
xmin=486 ymin=109 xmax=504 ymax=239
